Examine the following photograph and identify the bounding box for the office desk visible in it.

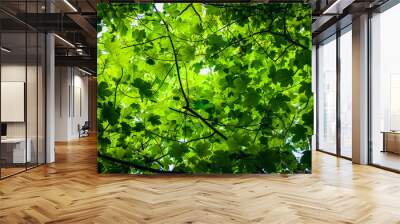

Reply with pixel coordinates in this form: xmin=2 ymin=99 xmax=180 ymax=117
xmin=1 ymin=138 xmax=31 ymax=164
xmin=382 ymin=131 xmax=400 ymax=154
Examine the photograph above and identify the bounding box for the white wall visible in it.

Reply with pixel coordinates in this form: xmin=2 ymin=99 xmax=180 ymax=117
xmin=55 ymin=66 xmax=89 ymax=141
xmin=1 ymin=65 xmax=25 ymax=81
xmin=55 ymin=66 xmax=69 ymax=141
xmin=72 ymin=72 xmax=89 ymax=138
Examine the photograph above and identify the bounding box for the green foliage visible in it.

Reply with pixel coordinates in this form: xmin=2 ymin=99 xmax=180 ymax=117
xmin=97 ymin=3 xmax=313 ymax=174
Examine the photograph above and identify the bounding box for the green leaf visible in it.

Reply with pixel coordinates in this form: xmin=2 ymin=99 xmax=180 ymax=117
xmin=169 ymin=142 xmax=189 ymax=159
xmin=133 ymin=122 xmax=145 ymax=132
xmin=181 ymin=45 xmax=196 ymax=58
xmin=294 ymin=50 xmax=311 ymax=68
xmin=134 ymin=29 xmax=146 ymax=42
xmin=193 ymin=142 xmax=210 ymax=157
xmin=98 ymin=81 xmax=113 ymax=97
xmin=120 ymin=122 xmax=132 ymax=135
xmin=192 ymin=62 xmax=203 ymax=74
xmin=244 ymin=88 xmax=260 ymax=107
xmin=270 ymin=69 xmax=293 ymax=87
xmin=193 ymin=99 xmax=211 ymax=110
xmin=208 ymin=34 xmax=224 ymax=50
xmin=146 ymin=58 xmax=155 ymax=65
xmin=210 ymin=150 xmax=233 ymax=173
xmin=292 ymin=124 xmax=307 ymax=142
xmin=133 ymin=78 xmax=153 ymax=98
xmin=130 ymin=103 xmax=140 ymax=110
xmin=302 ymin=111 xmax=313 ymax=127
xmin=148 ymin=114 xmax=161 ymax=125
xmin=101 ymin=102 xmax=120 ymax=125
xmin=251 ymin=59 xmax=263 ymax=69
xmin=299 ymin=81 xmax=313 ymax=98
xmin=300 ymin=150 xmax=311 ymax=171
xmin=269 ymin=94 xmax=290 ymax=110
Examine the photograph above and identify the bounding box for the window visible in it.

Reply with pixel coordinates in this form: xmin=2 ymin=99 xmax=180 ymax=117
xmin=317 ymin=35 xmax=337 ymax=154
xmin=370 ymin=3 xmax=400 ymax=171
xmin=339 ymin=26 xmax=352 ymax=158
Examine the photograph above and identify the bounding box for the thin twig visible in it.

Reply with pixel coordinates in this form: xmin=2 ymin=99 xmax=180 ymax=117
xmin=177 ymin=3 xmax=192 ymax=17
xmin=98 ymin=152 xmax=185 ymax=174
xmin=154 ymin=6 xmax=190 ymax=107
xmin=114 ymin=68 xmax=124 ymax=109
xmin=186 ymin=132 xmax=216 ymax=143
xmin=191 ymin=4 xmax=202 ymax=24
xmin=147 ymin=130 xmax=180 ymax=143
xmin=121 ymin=36 xmax=168 ymax=49
xmin=184 ymin=106 xmax=227 ymax=140
xmin=152 ymin=64 xmax=175 ymax=95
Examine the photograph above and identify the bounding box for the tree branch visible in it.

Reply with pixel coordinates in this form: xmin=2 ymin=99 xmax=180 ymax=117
xmin=154 ymin=6 xmax=190 ymax=107
xmin=208 ymin=22 xmax=307 ymax=58
xmin=169 ymin=107 xmax=197 ymax=118
xmin=186 ymin=131 xmax=216 ymax=143
xmin=282 ymin=96 xmax=311 ymax=140
xmin=251 ymin=35 xmax=274 ymax=62
xmin=146 ymin=130 xmax=180 ymax=143
xmin=143 ymin=52 xmax=179 ymax=62
xmin=152 ymin=64 xmax=174 ymax=95
xmin=169 ymin=107 xmax=258 ymax=130
xmin=114 ymin=68 xmax=124 ymax=109
xmin=130 ymin=11 xmax=154 ymax=31
xmin=184 ymin=106 xmax=227 ymax=140
xmin=121 ymin=36 xmax=168 ymax=49
xmin=98 ymin=152 xmax=185 ymax=174
xmin=191 ymin=4 xmax=202 ymax=24
xmin=177 ymin=3 xmax=192 ymax=17
xmin=118 ymin=89 xmax=140 ymax=99
xmin=274 ymin=43 xmax=294 ymax=62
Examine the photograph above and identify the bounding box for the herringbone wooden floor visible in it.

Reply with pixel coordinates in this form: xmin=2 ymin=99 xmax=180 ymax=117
xmin=1 ymin=136 xmax=400 ymax=224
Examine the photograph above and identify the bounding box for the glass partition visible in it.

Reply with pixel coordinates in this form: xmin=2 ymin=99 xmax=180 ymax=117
xmin=0 ymin=1 xmax=46 ymax=179
xmin=317 ymin=35 xmax=337 ymax=154
xmin=0 ymin=30 xmax=28 ymax=177
xmin=370 ymin=3 xmax=400 ymax=171
xmin=27 ymin=31 xmax=38 ymax=169
xmin=339 ymin=26 xmax=352 ymax=158
xmin=38 ymin=32 xmax=45 ymax=165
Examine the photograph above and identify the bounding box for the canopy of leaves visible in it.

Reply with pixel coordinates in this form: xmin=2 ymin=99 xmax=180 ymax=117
xmin=97 ymin=3 xmax=313 ymax=174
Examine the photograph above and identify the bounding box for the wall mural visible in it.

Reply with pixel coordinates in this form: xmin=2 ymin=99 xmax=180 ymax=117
xmin=97 ymin=3 xmax=312 ymax=174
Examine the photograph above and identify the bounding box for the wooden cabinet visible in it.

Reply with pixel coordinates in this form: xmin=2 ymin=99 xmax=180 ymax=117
xmin=382 ymin=132 xmax=400 ymax=154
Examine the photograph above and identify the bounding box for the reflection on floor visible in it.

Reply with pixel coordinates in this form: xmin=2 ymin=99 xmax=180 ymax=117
xmin=0 ymin=163 xmax=42 ymax=178
xmin=0 ymin=167 xmax=25 ymax=177
xmin=373 ymin=150 xmax=400 ymax=171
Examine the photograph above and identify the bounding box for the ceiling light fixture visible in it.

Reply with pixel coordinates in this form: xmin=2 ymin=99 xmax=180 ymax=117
xmin=63 ymin=0 xmax=78 ymax=12
xmin=1 ymin=47 xmax=11 ymax=53
xmin=54 ymin=34 xmax=75 ymax=48
xmin=78 ymin=67 xmax=93 ymax=76
xmin=322 ymin=0 xmax=354 ymax=15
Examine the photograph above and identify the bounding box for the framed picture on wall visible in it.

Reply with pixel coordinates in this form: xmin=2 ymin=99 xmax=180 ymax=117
xmin=97 ymin=2 xmax=313 ymax=174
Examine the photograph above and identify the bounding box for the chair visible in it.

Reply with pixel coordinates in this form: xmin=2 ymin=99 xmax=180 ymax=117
xmin=79 ymin=121 xmax=90 ymax=138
